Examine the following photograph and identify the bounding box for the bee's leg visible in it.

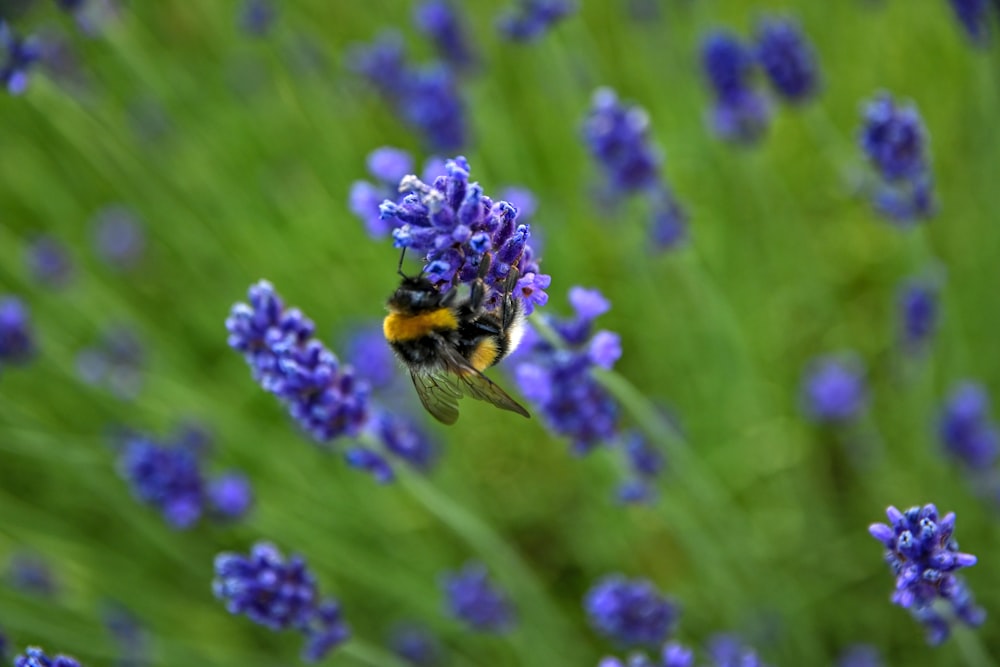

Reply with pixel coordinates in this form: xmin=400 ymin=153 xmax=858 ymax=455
xmin=500 ymin=265 xmax=520 ymax=330
xmin=397 ymin=247 xmax=408 ymax=278
xmin=465 ymin=252 xmax=493 ymax=314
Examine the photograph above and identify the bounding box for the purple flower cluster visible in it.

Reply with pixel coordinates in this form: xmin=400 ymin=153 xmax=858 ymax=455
xmin=898 ymin=279 xmax=938 ymax=353
xmin=582 ymin=88 xmax=661 ymax=194
xmin=380 ymin=156 xmax=551 ymax=313
xmin=869 ymin=504 xmax=984 ymax=644
xmin=948 ymin=0 xmax=995 ymax=45
xmin=442 ymin=562 xmax=515 ymax=633
xmin=349 ymin=32 xmax=466 ymax=151
xmin=0 ymin=21 xmax=40 ymax=95
xmin=599 ymin=635 xmax=769 ymax=667
xmin=616 ymin=431 xmax=666 ymax=504
xmin=7 ymin=552 xmax=58 ymax=597
xmin=339 ymin=325 xmax=439 ymax=484
xmin=801 ymin=354 xmax=867 ymax=424
xmin=585 ymin=575 xmax=679 ymax=646
xmin=701 ymin=31 xmax=769 ymax=144
xmin=702 ymin=17 xmax=818 ymax=142
xmin=859 ymin=93 xmax=935 ymax=225
xmin=497 ymin=0 xmax=576 ymax=43
xmin=92 ymin=205 xmax=146 ymax=271
xmin=938 ymin=383 xmax=998 ymax=469
xmin=581 ymin=89 xmax=688 ymax=250
xmin=25 ymin=236 xmax=74 ymax=288
xmin=754 ymin=17 xmax=819 ymax=104
xmin=102 ymin=602 xmax=149 ymax=667
xmin=512 ymin=287 xmax=621 ymax=454
xmin=226 ymin=280 xmax=370 ymax=442
xmin=415 ymin=1 xmax=476 ymax=70
xmin=14 ymin=647 xmax=83 ymax=667
xmin=349 ymin=147 xmax=446 ymax=239
xmin=117 ymin=431 xmax=253 ymax=529
xmin=213 ymin=542 xmax=350 ymax=662
xmin=0 ymin=297 xmax=36 ymax=369
xmin=238 ymin=0 xmax=277 ymax=37
xmin=388 ymin=623 xmax=444 ymax=666
xmin=836 ymin=644 xmax=883 ymax=667
xmin=76 ymin=326 xmax=145 ymax=400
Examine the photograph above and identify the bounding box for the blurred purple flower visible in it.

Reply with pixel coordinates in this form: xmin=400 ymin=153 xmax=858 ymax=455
xmin=415 ymin=0 xmax=477 ymax=70
xmin=938 ymin=383 xmax=999 ymax=469
xmin=92 ymin=205 xmax=146 ymax=271
xmin=0 ymin=297 xmax=36 ymax=368
xmin=0 ymin=20 xmax=41 ymax=95
xmin=8 ymin=552 xmax=57 ymax=597
xmin=497 ymin=0 xmax=576 ymax=42
xmin=442 ymin=562 xmax=515 ymax=633
xmin=25 ymin=235 xmax=74 ymax=288
xmin=585 ymin=574 xmax=679 ymax=646
xmin=207 ymin=472 xmax=254 ymax=520
xmin=388 ymin=623 xmax=444 ymax=666
xmin=239 ymin=0 xmax=276 ymax=37
xmin=701 ymin=31 xmax=770 ymax=143
xmin=801 ymin=354 xmax=867 ymax=424
xmin=754 ymin=16 xmax=819 ymax=104
xmin=76 ymin=326 xmax=145 ymax=400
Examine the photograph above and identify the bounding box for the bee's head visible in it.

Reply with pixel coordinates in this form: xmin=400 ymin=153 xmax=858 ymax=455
xmin=387 ymin=275 xmax=445 ymax=313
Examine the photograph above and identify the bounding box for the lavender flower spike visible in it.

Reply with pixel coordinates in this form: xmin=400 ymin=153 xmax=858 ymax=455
xmin=869 ymin=504 xmax=984 ymax=644
xmin=585 ymin=574 xmax=679 ymax=646
xmin=0 ymin=297 xmax=36 ymax=368
xmin=415 ymin=0 xmax=477 ymax=70
xmin=582 ymin=88 xmax=662 ymax=196
xmin=0 ymin=21 xmax=41 ymax=96
xmin=512 ymin=286 xmax=621 ymax=454
xmin=755 ymin=16 xmax=819 ymax=104
xmin=349 ymin=33 xmax=467 ymax=151
xmin=938 ymin=382 xmax=999 ymax=469
xmin=801 ymin=354 xmax=867 ymax=424
xmin=381 ymin=156 xmax=550 ymax=314
xmin=442 ymin=562 xmax=515 ymax=633
xmin=948 ymin=0 xmax=994 ymax=45
xmin=15 ymin=647 xmax=84 ymax=667
xmin=213 ymin=542 xmax=349 ymax=661
xmin=701 ymin=31 xmax=769 ymax=143
xmin=226 ymin=280 xmax=369 ymax=442
xmin=859 ymin=93 xmax=936 ymax=225
xmin=118 ymin=435 xmax=206 ymax=529
xmin=497 ymin=0 xmax=576 ymax=43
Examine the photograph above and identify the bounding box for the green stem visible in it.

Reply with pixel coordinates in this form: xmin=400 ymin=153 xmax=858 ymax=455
xmin=341 ymin=639 xmax=413 ymax=667
xmin=394 ymin=467 xmax=582 ymax=665
xmin=953 ymin=624 xmax=997 ymax=667
xmin=527 ymin=315 xmax=759 ymax=624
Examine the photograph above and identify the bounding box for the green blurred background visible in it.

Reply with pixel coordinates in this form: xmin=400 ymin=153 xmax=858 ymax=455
xmin=1 ymin=0 xmax=999 ymax=665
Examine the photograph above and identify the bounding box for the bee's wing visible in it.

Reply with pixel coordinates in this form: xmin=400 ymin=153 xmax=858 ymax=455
xmin=410 ymin=370 xmax=463 ymax=425
xmin=440 ymin=347 xmax=531 ymax=420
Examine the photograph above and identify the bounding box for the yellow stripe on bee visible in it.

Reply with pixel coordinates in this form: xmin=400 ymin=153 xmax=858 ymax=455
xmin=383 ymin=309 xmax=459 ymax=342
xmin=469 ymin=337 xmax=499 ymax=372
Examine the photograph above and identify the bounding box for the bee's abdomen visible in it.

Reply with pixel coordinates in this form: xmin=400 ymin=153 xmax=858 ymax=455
xmin=383 ymin=309 xmax=459 ymax=342
xmin=388 ymin=336 xmax=444 ymax=370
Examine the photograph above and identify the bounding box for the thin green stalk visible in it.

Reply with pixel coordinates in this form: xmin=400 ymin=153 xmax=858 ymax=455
xmin=341 ymin=639 xmax=414 ymax=667
xmin=393 ymin=466 xmax=584 ymax=666
xmin=953 ymin=624 xmax=997 ymax=667
xmin=527 ymin=315 xmax=760 ymax=625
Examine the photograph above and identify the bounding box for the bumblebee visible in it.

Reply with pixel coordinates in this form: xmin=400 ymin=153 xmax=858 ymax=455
xmin=383 ymin=253 xmax=530 ymax=424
